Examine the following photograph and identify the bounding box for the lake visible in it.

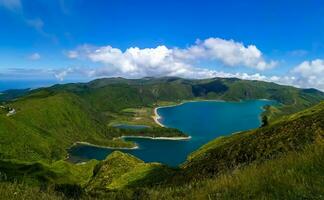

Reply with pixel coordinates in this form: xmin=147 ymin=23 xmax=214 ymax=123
xmin=68 ymin=100 xmax=275 ymax=166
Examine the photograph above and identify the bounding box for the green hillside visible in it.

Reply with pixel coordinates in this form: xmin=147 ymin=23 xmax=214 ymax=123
xmin=44 ymin=77 xmax=324 ymax=122
xmin=86 ymin=151 xmax=175 ymax=192
xmin=180 ymin=100 xmax=324 ymax=180
xmin=0 ymin=91 xmax=134 ymax=162
xmin=84 ymin=101 xmax=323 ymax=199
xmin=0 ymin=77 xmax=323 ymax=199
xmin=0 ymin=100 xmax=322 ymax=199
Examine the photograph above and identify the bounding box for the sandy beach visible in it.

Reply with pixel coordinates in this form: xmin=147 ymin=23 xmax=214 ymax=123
xmin=152 ymin=107 xmax=165 ymax=127
xmin=152 ymin=99 xmax=225 ymax=127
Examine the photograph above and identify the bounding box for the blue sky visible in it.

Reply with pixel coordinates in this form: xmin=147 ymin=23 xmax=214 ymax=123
xmin=0 ymin=0 xmax=323 ymax=90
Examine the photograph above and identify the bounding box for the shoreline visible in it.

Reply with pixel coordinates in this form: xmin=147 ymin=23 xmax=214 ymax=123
xmin=151 ymin=98 xmax=274 ymax=134
xmin=152 ymin=107 xmax=165 ymax=127
xmin=152 ymin=99 xmax=226 ymax=128
xmin=72 ymin=141 xmax=139 ymax=150
xmin=119 ymin=135 xmax=192 ymax=141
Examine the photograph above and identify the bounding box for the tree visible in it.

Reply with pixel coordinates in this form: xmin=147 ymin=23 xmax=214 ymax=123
xmin=261 ymin=115 xmax=268 ymax=127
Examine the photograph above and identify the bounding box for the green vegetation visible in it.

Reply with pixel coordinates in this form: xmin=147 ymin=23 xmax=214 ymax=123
xmin=86 ymin=151 xmax=176 ymax=193
xmin=82 ymin=101 xmax=324 ymax=199
xmin=0 ymin=159 xmax=98 ymax=186
xmin=180 ymin=101 xmax=324 ymax=180
xmin=0 ymin=77 xmax=323 ymax=199
xmin=0 ymin=89 xmax=30 ymax=102
xmin=0 ymin=91 xmax=135 ymax=162
xmin=114 ymin=127 xmax=188 ymax=138
xmin=143 ymin=143 xmax=324 ymax=200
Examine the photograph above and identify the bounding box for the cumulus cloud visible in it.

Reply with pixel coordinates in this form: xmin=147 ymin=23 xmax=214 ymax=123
xmin=291 ymin=59 xmax=324 ymax=90
xmin=65 ymin=38 xmax=276 ymax=80
xmin=56 ymin=38 xmax=322 ymax=91
xmin=174 ymin=38 xmax=277 ymax=70
xmin=28 ymin=53 xmax=41 ymax=60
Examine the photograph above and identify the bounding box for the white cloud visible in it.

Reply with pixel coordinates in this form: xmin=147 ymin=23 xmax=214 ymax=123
xmin=57 ymin=39 xmax=324 ymax=91
xmin=174 ymin=38 xmax=277 ymax=70
xmin=28 ymin=53 xmax=41 ymax=60
xmin=54 ymin=67 xmax=74 ymax=81
xmin=291 ymin=59 xmax=324 ymax=90
xmin=66 ymin=38 xmax=276 ymax=79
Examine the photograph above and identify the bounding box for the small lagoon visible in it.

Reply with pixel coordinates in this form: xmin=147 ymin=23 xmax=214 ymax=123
xmin=68 ymin=100 xmax=275 ymax=166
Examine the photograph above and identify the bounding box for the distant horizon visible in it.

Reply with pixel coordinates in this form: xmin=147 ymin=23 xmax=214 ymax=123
xmin=1 ymin=76 xmax=323 ymax=92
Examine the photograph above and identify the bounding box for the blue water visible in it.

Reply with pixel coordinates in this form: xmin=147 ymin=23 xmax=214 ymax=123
xmin=0 ymin=80 xmax=60 ymax=92
xmin=68 ymin=100 xmax=275 ymax=166
xmin=0 ymin=79 xmax=90 ymax=92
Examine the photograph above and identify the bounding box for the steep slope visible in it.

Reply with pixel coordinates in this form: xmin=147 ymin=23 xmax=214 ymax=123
xmin=180 ymin=101 xmax=324 ymax=180
xmin=145 ymin=143 xmax=324 ymax=200
xmin=0 ymin=91 xmax=133 ymax=162
xmin=41 ymin=77 xmax=324 ymax=122
xmin=0 ymin=101 xmax=323 ymax=199
xmin=85 ymin=101 xmax=324 ymax=199
xmin=1 ymin=77 xmax=323 ymax=163
xmin=86 ymin=151 xmax=175 ymax=193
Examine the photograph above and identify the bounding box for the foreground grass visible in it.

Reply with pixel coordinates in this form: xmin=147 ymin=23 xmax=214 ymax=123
xmin=1 ymin=144 xmax=323 ymax=200
xmin=144 ymin=144 xmax=324 ymax=200
xmin=0 ymin=182 xmax=64 ymax=200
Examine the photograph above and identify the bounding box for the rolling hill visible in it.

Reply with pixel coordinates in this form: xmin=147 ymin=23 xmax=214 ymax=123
xmin=0 ymin=77 xmax=323 ymax=199
xmin=84 ymin=101 xmax=324 ymax=199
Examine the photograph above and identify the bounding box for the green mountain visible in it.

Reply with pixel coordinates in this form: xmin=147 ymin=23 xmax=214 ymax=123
xmin=0 ymin=91 xmax=134 ymax=162
xmin=0 ymin=77 xmax=322 ymax=163
xmin=0 ymin=77 xmax=323 ymax=199
xmin=12 ymin=99 xmax=318 ymax=200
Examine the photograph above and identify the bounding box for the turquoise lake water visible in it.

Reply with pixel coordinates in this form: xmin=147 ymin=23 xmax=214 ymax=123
xmin=68 ymin=100 xmax=275 ymax=166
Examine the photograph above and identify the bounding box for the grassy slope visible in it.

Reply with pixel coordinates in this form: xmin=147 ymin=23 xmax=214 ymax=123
xmin=0 ymin=77 xmax=323 ymax=199
xmin=145 ymin=143 xmax=324 ymax=200
xmin=0 ymin=91 xmax=133 ymax=162
xmin=0 ymin=101 xmax=322 ymax=199
xmin=0 ymin=159 xmax=98 ymax=186
xmin=85 ymin=101 xmax=324 ymax=199
xmin=60 ymin=77 xmax=324 ymax=123
xmin=180 ymin=101 xmax=324 ymax=180
xmin=0 ymin=159 xmax=99 ymax=200
xmin=86 ymin=151 xmax=176 ymax=193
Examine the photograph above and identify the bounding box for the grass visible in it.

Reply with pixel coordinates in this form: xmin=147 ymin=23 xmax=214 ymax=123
xmin=0 ymin=182 xmax=64 ymax=200
xmin=109 ymin=107 xmax=157 ymax=127
xmin=86 ymin=151 xmax=176 ymax=193
xmin=0 ymin=77 xmax=323 ymax=199
xmin=180 ymin=101 xmax=324 ymax=180
xmin=0 ymin=158 xmax=98 ymax=186
xmin=1 ymin=144 xmax=323 ymax=200
xmin=0 ymin=91 xmax=136 ymax=162
xmin=144 ymin=143 xmax=324 ymax=200
xmin=85 ymin=101 xmax=324 ymax=199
